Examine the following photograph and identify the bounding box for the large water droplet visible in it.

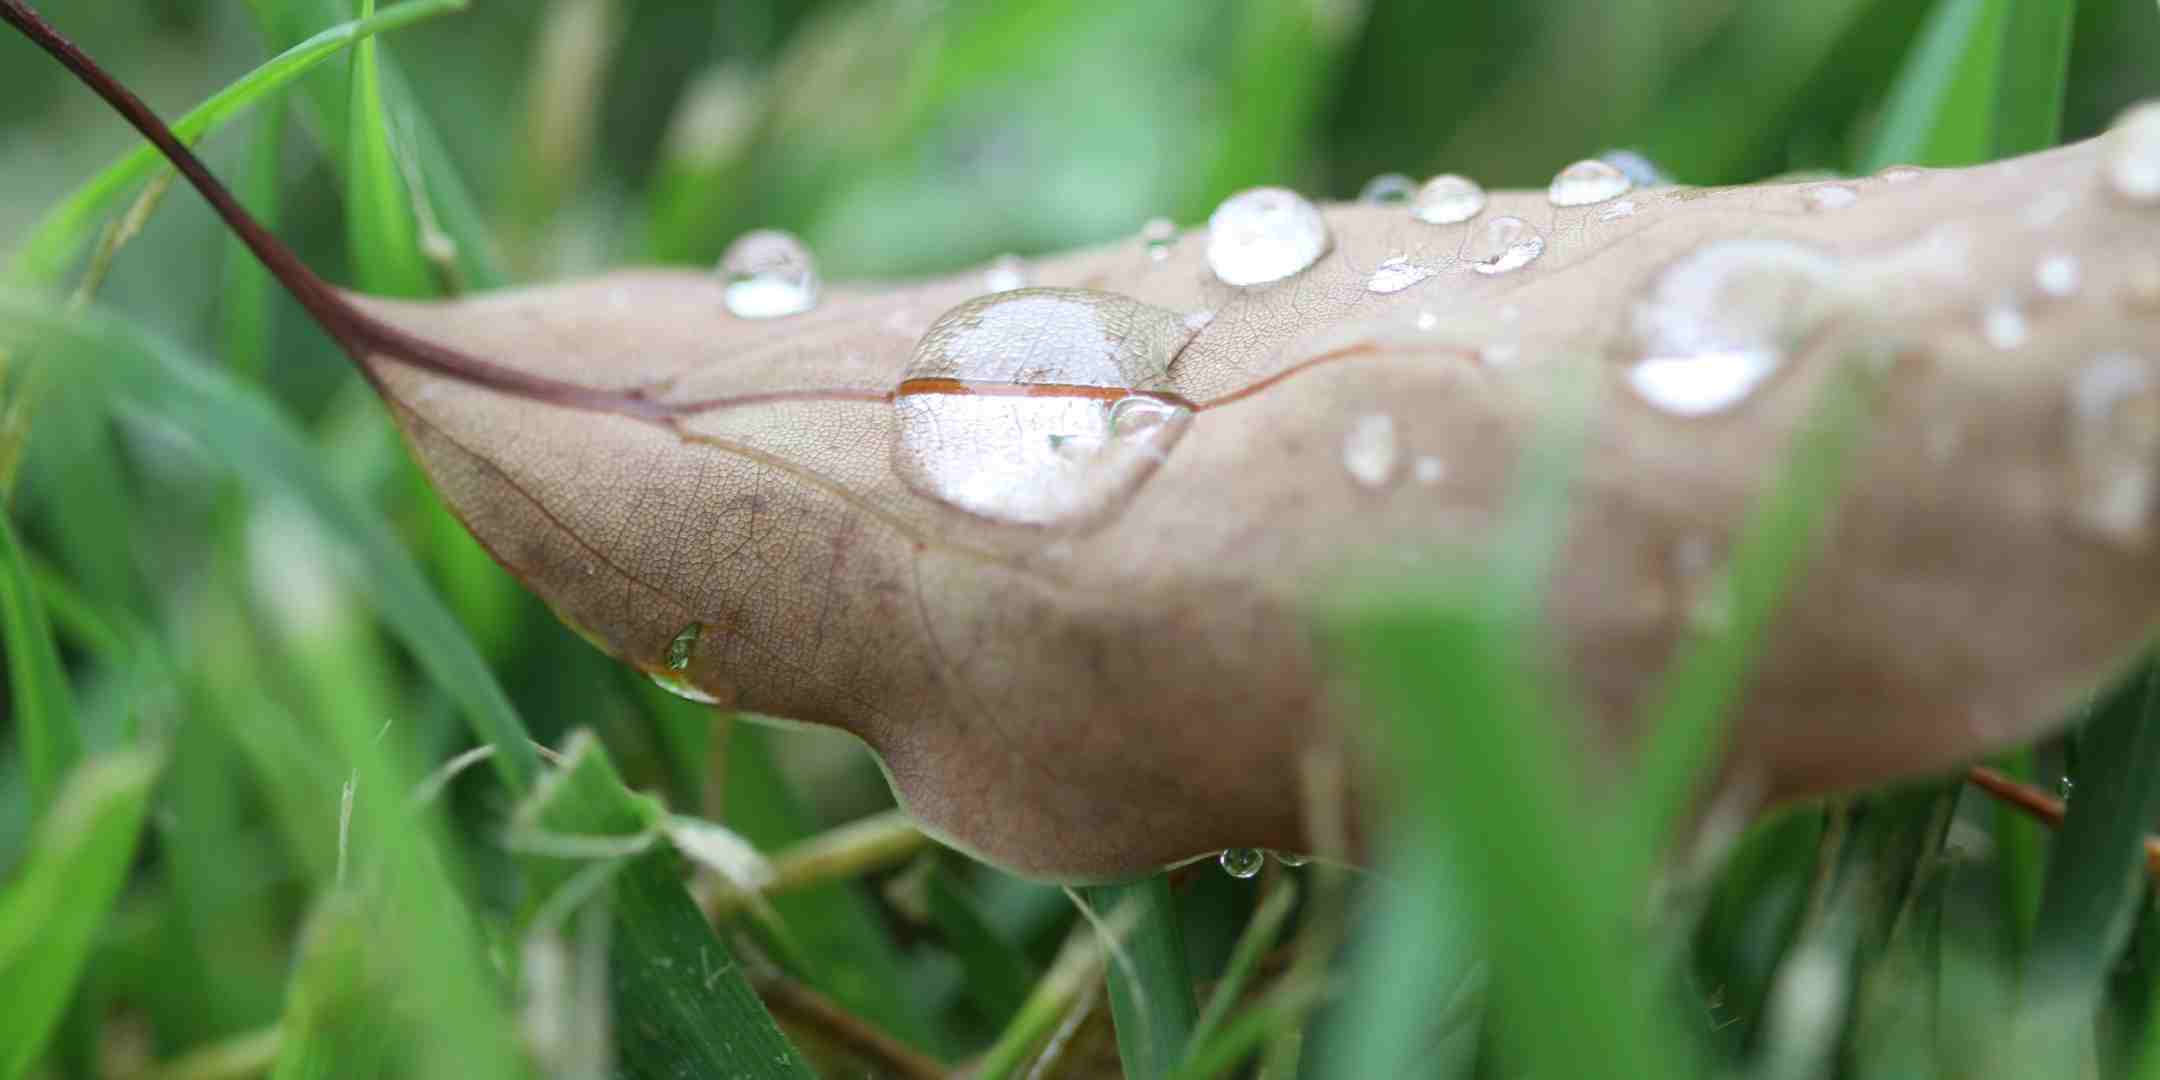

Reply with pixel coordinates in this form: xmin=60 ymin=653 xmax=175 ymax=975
xmin=1219 ymin=847 xmax=1264 ymax=879
xmin=2069 ymin=353 xmax=2160 ymax=546
xmin=1206 ymin=187 xmax=1332 ymax=286
xmin=1141 ymin=217 xmax=1177 ymax=262
xmin=1359 ymin=172 xmax=1416 ymax=205
xmin=1366 ymin=255 xmax=1435 ymax=294
xmin=2107 ymin=102 xmax=2160 ymax=205
xmin=1467 ymin=216 xmax=1545 ymax=276
xmin=719 ymin=229 xmax=818 ymax=318
xmin=1599 ymin=149 xmax=1671 ymax=187
xmin=2036 ymin=254 xmax=2081 ymax=299
xmin=1982 ymin=300 xmax=2029 ymax=351
xmin=1804 ymin=184 xmax=1859 ymax=211
xmin=1626 ymin=240 xmax=1838 ymax=417
xmin=1548 ymin=159 xmax=1632 ymax=207
xmin=1411 ymin=174 xmax=1486 ymax=225
xmin=892 ymin=289 xmax=1195 ymax=527
xmin=984 ymin=254 xmax=1028 ymax=293
xmin=1342 ymin=413 xmax=1398 ymax=488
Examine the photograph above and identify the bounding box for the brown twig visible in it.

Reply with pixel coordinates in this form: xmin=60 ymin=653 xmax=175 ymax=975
xmin=753 ymin=971 xmax=949 ymax=1080
xmin=1964 ymin=763 xmax=2160 ymax=878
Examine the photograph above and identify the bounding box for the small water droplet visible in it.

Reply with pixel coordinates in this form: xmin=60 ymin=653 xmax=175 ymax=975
xmin=649 ymin=671 xmax=722 ymax=705
xmin=1599 ymin=149 xmax=1671 ymax=187
xmin=2035 ymin=254 xmax=2081 ymax=299
xmin=1879 ymin=165 xmax=1926 ymax=184
xmin=1366 ymin=255 xmax=1435 ymax=294
xmin=1358 ymin=172 xmax=1416 ymax=205
xmin=1414 ymin=309 xmax=1439 ymax=331
xmin=1805 ymin=183 xmax=1858 ymax=211
xmin=1548 ymin=159 xmax=1632 ymax=207
xmin=1219 ymin=848 xmax=1264 ymax=879
xmin=2069 ymin=353 xmax=2160 ymax=546
xmin=2107 ymin=102 xmax=2160 ymax=205
xmin=1411 ymin=174 xmax=1487 ymax=224
xmin=1598 ymin=199 xmax=1638 ymax=222
xmin=2057 ymin=776 xmax=2076 ymax=803
xmin=892 ymin=289 xmax=1195 ymax=527
xmin=1626 ymin=240 xmax=1838 ymax=417
xmin=1342 ymin=413 xmax=1399 ymax=488
xmin=719 ymin=229 xmax=818 ymax=318
xmin=1982 ymin=301 xmax=2029 ymax=350
xmin=1273 ymin=851 xmax=1311 ymax=868
xmin=1467 ymin=216 xmax=1545 ymax=276
xmin=983 ymin=254 xmax=1027 ymax=293
xmin=1206 ymin=187 xmax=1331 ymax=286
xmin=667 ymin=623 xmax=703 ymax=672
xmin=1413 ymin=456 xmax=1446 ymax=485
xmin=1140 ymin=217 xmax=1178 ymax=262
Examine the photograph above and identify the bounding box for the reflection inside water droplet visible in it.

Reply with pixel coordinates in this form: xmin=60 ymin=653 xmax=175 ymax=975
xmin=893 ymin=289 xmax=1196 ymax=527
xmin=1467 ymin=216 xmax=1545 ymax=275
xmin=1366 ymin=255 xmax=1435 ymax=294
xmin=1358 ymin=172 xmax=1416 ymax=205
xmin=2069 ymin=353 xmax=2160 ymax=546
xmin=1207 ymin=187 xmax=1332 ymax=286
xmin=1548 ymin=159 xmax=1632 ymax=207
xmin=1219 ymin=847 xmax=1264 ymax=879
xmin=1342 ymin=413 xmax=1398 ymax=488
xmin=1412 ymin=174 xmax=1486 ymax=225
xmin=667 ymin=623 xmax=702 ymax=672
xmin=1626 ymin=240 xmax=1838 ymax=417
xmin=719 ymin=229 xmax=819 ymax=318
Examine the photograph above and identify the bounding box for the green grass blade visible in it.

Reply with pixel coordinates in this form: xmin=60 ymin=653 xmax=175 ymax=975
xmin=222 ymin=95 xmax=285 ymax=382
xmin=515 ymin=732 xmax=815 ymax=1080
xmin=2023 ymin=664 xmax=2160 ymax=1059
xmin=0 ymin=513 xmax=78 ymax=819
xmin=923 ymin=862 xmax=1040 ymax=1025
xmin=1993 ymin=0 xmax=2077 ymax=156
xmin=1862 ymin=0 xmax=2014 ymax=170
xmin=344 ymin=0 xmax=432 ymax=297
xmin=5 ymin=0 xmax=468 ymax=288
xmin=0 ymin=745 xmax=163 ymax=1080
xmin=0 ymin=293 xmax=539 ymax=793
xmin=1082 ymin=876 xmax=1198 ymax=1080
xmin=1183 ymin=877 xmax=1298 ymax=1066
xmin=1627 ymin=360 xmax=1870 ymax=862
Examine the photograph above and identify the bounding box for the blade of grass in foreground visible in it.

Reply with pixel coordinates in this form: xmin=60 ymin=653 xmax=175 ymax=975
xmin=0 ymin=746 xmax=163 ymax=1080
xmin=5 ymin=0 xmax=469 ymax=288
xmin=222 ymin=95 xmax=286 ymax=382
xmin=0 ymin=513 xmax=78 ymax=820
xmin=1082 ymin=876 xmax=1198 ymax=1080
xmin=1862 ymin=0 xmax=2013 ymax=170
xmin=514 ymin=732 xmax=814 ymax=1080
xmin=344 ymin=0 xmax=432 ymax=297
xmin=0 ymin=294 xmax=540 ymax=794
xmin=1992 ymin=0 xmax=2076 ymax=157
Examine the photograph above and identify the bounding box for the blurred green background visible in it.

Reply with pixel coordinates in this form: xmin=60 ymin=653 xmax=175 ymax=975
xmin=6 ymin=1 xmax=2160 ymax=1078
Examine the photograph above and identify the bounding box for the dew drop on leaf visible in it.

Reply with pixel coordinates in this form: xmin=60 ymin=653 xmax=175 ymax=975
xmin=718 ymin=229 xmax=819 ymax=319
xmin=1467 ymin=215 xmax=1545 ymax=276
xmin=1140 ymin=216 xmax=1178 ymax=262
xmin=1365 ymin=255 xmax=1435 ymax=294
xmin=892 ymin=288 xmax=1196 ymax=527
xmin=1272 ymin=850 xmax=1311 ymax=867
xmin=1548 ymin=158 xmax=1632 ymax=207
xmin=2068 ymin=353 xmax=2160 ymax=547
xmin=1599 ymin=148 xmax=1671 ymax=187
xmin=1358 ymin=172 xmax=1416 ymax=205
xmin=2107 ymin=102 xmax=2160 ymax=205
xmin=1219 ymin=847 xmax=1264 ymax=879
xmin=1982 ymin=301 xmax=2029 ymax=351
xmin=1805 ymin=183 xmax=1859 ymax=211
xmin=2035 ymin=253 xmax=2081 ymax=299
xmin=984 ymin=254 xmax=1028 ymax=293
xmin=1206 ymin=187 xmax=1332 ymax=286
xmin=1624 ymin=240 xmax=1837 ymax=417
xmin=1342 ymin=412 xmax=1399 ymax=488
xmin=1411 ymin=173 xmax=1486 ymax=225
xmin=666 ymin=622 xmax=703 ymax=672
xmin=1413 ymin=456 xmax=1447 ymax=485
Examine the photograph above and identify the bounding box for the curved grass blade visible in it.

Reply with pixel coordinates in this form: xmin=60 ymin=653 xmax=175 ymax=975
xmin=0 ymin=745 xmax=163 ymax=1080
xmin=1992 ymin=0 xmax=2076 ymax=156
xmin=1862 ymin=0 xmax=2013 ymax=170
xmin=344 ymin=0 xmax=431 ymax=297
xmin=0 ymin=293 xmax=539 ymax=793
xmin=5 ymin=0 xmax=468 ymax=288
xmin=0 ymin=513 xmax=78 ymax=820
xmin=1081 ymin=876 xmax=1198 ymax=1080
xmin=223 ymin=96 xmax=285 ymax=381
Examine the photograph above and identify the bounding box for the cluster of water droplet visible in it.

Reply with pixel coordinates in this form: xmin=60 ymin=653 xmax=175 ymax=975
xmin=1216 ymin=848 xmax=1310 ymax=878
